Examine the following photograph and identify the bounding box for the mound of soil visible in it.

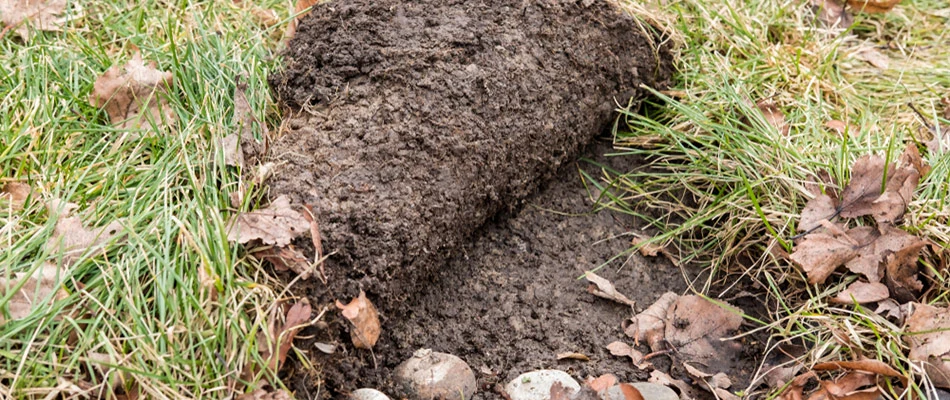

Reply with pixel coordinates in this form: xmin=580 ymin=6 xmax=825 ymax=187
xmin=266 ymin=0 xmax=673 ymax=310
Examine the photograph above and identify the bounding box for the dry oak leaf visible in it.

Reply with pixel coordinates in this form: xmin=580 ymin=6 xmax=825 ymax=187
xmin=89 ymin=52 xmax=176 ymax=131
xmin=0 ymin=0 xmax=67 ymax=38
xmin=838 ymin=145 xmax=925 ymax=225
xmin=584 ymin=270 xmax=636 ymax=307
xmin=227 ymin=195 xmax=310 ymax=247
xmin=45 ymin=216 xmax=124 ymax=267
xmin=799 ymin=194 xmax=838 ymax=232
xmin=846 ymin=0 xmax=900 ymax=13
xmin=843 ymin=225 xmax=922 ymax=283
xmin=624 ymin=291 xmax=678 ymax=349
xmin=906 ymin=303 xmax=950 ymax=389
xmin=810 ymin=0 xmax=853 ymax=28
xmin=790 ymin=222 xmax=860 ymax=285
xmin=830 ymin=281 xmax=889 ymax=304
xmin=0 ymin=181 xmax=32 ymax=210
xmin=335 ymin=289 xmax=381 ymax=349
xmin=756 ymin=99 xmax=790 ymax=136
xmin=884 ymin=239 xmax=927 ymax=303
xmin=664 ymin=295 xmax=744 ymax=367
xmin=0 ymin=262 xmax=68 ymax=323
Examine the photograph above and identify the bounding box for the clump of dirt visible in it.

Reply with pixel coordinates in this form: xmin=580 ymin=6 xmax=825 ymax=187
xmin=266 ymin=0 xmax=674 ymax=311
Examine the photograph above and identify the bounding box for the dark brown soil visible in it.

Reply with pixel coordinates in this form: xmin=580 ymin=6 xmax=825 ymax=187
xmin=266 ymin=0 xmax=673 ymax=310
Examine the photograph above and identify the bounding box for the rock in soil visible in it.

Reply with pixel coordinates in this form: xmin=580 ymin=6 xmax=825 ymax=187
xmin=350 ymin=388 xmax=392 ymax=400
xmin=393 ymin=349 xmax=476 ymax=400
xmin=505 ymin=370 xmax=580 ymax=400
xmin=266 ymin=0 xmax=673 ymax=311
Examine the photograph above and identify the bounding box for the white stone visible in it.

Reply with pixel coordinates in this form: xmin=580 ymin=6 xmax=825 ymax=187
xmin=505 ymin=370 xmax=580 ymax=400
xmin=351 ymin=388 xmax=392 ymax=400
xmin=394 ymin=349 xmax=476 ymax=400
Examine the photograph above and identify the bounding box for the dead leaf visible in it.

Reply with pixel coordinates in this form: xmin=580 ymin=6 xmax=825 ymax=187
xmin=810 ymin=0 xmax=853 ymax=28
xmin=624 ymin=291 xmax=678 ymax=348
xmin=235 ymin=388 xmax=294 ymax=400
xmin=813 ymin=359 xmax=902 ymax=378
xmin=549 ymin=382 xmax=574 ymax=400
xmin=838 ymin=146 xmax=925 ymax=224
xmin=855 ymin=48 xmax=890 ymax=69
xmin=799 ymin=194 xmax=838 ymax=232
xmin=314 ymin=342 xmax=335 ymax=354
xmin=846 ymin=0 xmax=901 ymax=13
xmin=585 ymin=374 xmax=617 ymax=393
xmin=790 ymin=222 xmax=860 ymax=285
xmin=283 ymin=0 xmax=319 ymax=40
xmin=825 ymin=120 xmax=857 ymax=137
xmin=45 ymin=216 xmax=124 ymax=266
xmin=631 ymin=236 xmax=664 ymax=257
xmin=227 ymin=195 xmax=309 ymax=247
xmin=882 ymin=231 xmax=926 ymax=303
xmin=233 ymin=1 xmax=279 ymax=27
xmin=0 ymin=181 xmax=32 ymax=210
xmin=556 ymin=352 xmax=589 ymax=361
xmin=606 ymin=341 xmax=651 ymax=370
xmin=584 ymin=271 xmax=636 ymax=307
xmin=0 ymin=0 xmax=67 ymax=38
xmin=618 ymin=384 xmax=645 ymax=400
xmin=665 ymin=295 xmax=744 ymax=367
xmin=89 ymin=52 xmax=176 ymax=131
xmin=830 ymin=281 xmax=889 ymax=304
xmin=249 ymin=245 xmax=313 ymax=280
xmin=649 ymin=370 xmax=705 ymax=400
xmin=684 ymin=363 xmax=739 ymax=400
xmin=264 ymin=299 xmax=311 ymax=371
xmin=756 ymin=99 xmax=790 ymax=136
xmin=819 ymin=371 xmax=877 ymax=398
xmin=0 ymin=262 xmax=68 ymax=323
xmin=219 ymin=134 xmax=244 ymax=169
xmin=906 ymin=303 xmax=950 ymax=389
xmin=843 ymin=225 xmax=921 ymax=283
xmin=335 ymin=290 xmax=381 ymax=349
xmin=873 ymin=298 xmax=906 ymax=321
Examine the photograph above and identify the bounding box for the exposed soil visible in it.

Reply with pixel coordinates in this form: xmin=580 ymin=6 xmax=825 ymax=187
xmin=266 ymin=0 xmax=673 ymax=310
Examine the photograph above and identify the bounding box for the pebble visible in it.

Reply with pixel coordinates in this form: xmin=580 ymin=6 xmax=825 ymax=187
xmin=603 ymin=383 xmax=678 ymax=400
xmin=351 ymin=388 xmax=392 ymax=400
xmin=505 ymin=370 xmax=581 ymax=400
xmin=393 ymin=349 xmax=476 ymax=400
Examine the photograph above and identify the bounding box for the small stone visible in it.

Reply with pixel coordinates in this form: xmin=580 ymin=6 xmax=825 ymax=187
xmin=505 ymin=370 xmax=580 ymax=400
xmin=394 ymin=349 xmax=476 ymax=400
xmin=351 ymin=388 xmax=391 ymax=400
xmin=603 ymin=383 xmax=678 ymax=400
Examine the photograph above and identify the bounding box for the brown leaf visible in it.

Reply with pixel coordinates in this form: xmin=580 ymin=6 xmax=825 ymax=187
xmin=549 ymin=382 xmax=574 ymax=400
xmin=665 ymin=296 xmax=744 ymax=367
xmin=820 ymin=371 xmax=876 ymax=397
xmin=790 ymin=222 xmax=860 ymax=284
xmin=906 ymin=303 xmax=950 ymax=389
xmin=45 ymin=216 xmax=124 ymax=267
xmin=873 ymin=298 xmax=908 ymax=321
xmin=813 ymin=359 xmax=902 ymax=378
xmin=235 ymin=388 xmax=294 ymax=400
xmin=684 ymin=363 xmax=739 ymax=400
xmin=335 ymin=290 xmax=381 ymax=349
xmin=810 ymin=0 xmax=853 ymax=28
xmin=825 ymin=120 xmax=857 ymax=137
xmin=756 ymin=99 xmax=790 ymax=136
xmin=250 ymin=245 xmax=313 ymax=279
xmin=884 ymin=239 xmax=926 ymax=303
xmin=0 ymin=181 xmax=32 ymax=210
xmin=838 ymin=146 xmax=925 ymax=224
xmin=606 ymin=341 xmax=651 ymax=370
xmin=0 ymin=0 xmax=67 ymax=38
xmin=799 ymin=194 xmax=838 ymax=232
xmin=846 ymin=0 xmax=901 ymax=13
xmin=584 ymin=271 xmax=636 ymax=307
xmin=585 ymin=374 xmax=617 ymax=393
xmin=631 ymin=236 xmax=664 ymax=257
xmin=227 ymin=195 xmax=310 ymax=247
xmin=855 ymin=48 xmax=890 ymax=69
xmin=265 ymin=299 xmax=311 ymax=371
xmin=649 ymin=370 xmax=706 ymax=400
xmin=830 ymin=281 xmax=889 ymax=304
xmin=556 ymin=352 xmax=589 ymax=361
xmin=624 ymin=291 xmax=678 ymax=348
xmin=843 ymin=225 xmax=922 ymax=283
xmin=89 ymin=52 xmax=176 ymax=131
xmin=618 ymin=384 xmax=645 ymax=400
xmin=283 ymin=0 xmax=320 ymax=39
xmin=0 ymin=262 xmax=68 ymax=323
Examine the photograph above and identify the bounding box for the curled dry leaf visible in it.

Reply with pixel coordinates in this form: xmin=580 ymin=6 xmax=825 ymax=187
xmin=335 ymin=289 xmax=381 ymax=349
xmin=812 ymin=359 xmax=902 ymax=379
xmin=624 ymin=291 xmax=678 ymax=349
xmin=0 ymin=0 xmax=67 ymax=38
xmin=556 ymin=352 xmax=589 ymax=361
xmin=89 ymin=52 xmax=176 ymax=131
xmin=584 ymin=270 xmax=636 ymax=307
xmin=262 ymin=298 xmax=311 ymax=371
xmin=755 ymin=99 xmax=790 ymax=136
xmin=0 ymin=262 xmax=68 ymax=323
xmin=631 ymin=235 xmax=664 ymax=257
xmin=585 ymin=374 xmax=617 ymax=393
xmin=606 ymin=341 xmax=651 ymax=370
xmin=883 ymin=239 xmax=926 ymax=303
xmin=846 ymin=0 xmax=901 ymax=13
xmin=843 ymin=225 xmax=921 ymax=283
xmin=790 ymin=222 xmax=860 ymax=285
xmin=664 ymin=295 xmax=744 ymax=367
xmin=838 ymin=145 xmax=925 ymax=225
xmin=249 ymin=245 xmax=313 ymax=280
xmin=45 ymin=216 xmax=124 ymax=267
xmin=906 ymin=303 xmax=950 ymax=389
xmin=683 ymin=363 xmax=739 ymax=400
xmin=227 ymin=195 xmax=310 ymax=247
xmin=830 ymin=281 xmax=889 ymax=304
xmin=0 ymin=181 xmax=32 ymax=210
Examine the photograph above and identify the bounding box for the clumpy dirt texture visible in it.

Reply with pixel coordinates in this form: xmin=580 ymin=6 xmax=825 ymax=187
xmin=267 ymin=0 xmax=673 ymax=310
xmin=283 ymin=142 xmax=706 ymax=397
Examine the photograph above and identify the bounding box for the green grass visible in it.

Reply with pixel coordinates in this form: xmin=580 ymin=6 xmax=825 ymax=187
xmin=1 ymin=1 xmax=295 ymax=398
xmin=594 ymin=0 xmax=950 ymax=397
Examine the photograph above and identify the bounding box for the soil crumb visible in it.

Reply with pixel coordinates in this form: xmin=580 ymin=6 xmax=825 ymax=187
xmin=266 ymin=0 xmax=673 ymax=310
